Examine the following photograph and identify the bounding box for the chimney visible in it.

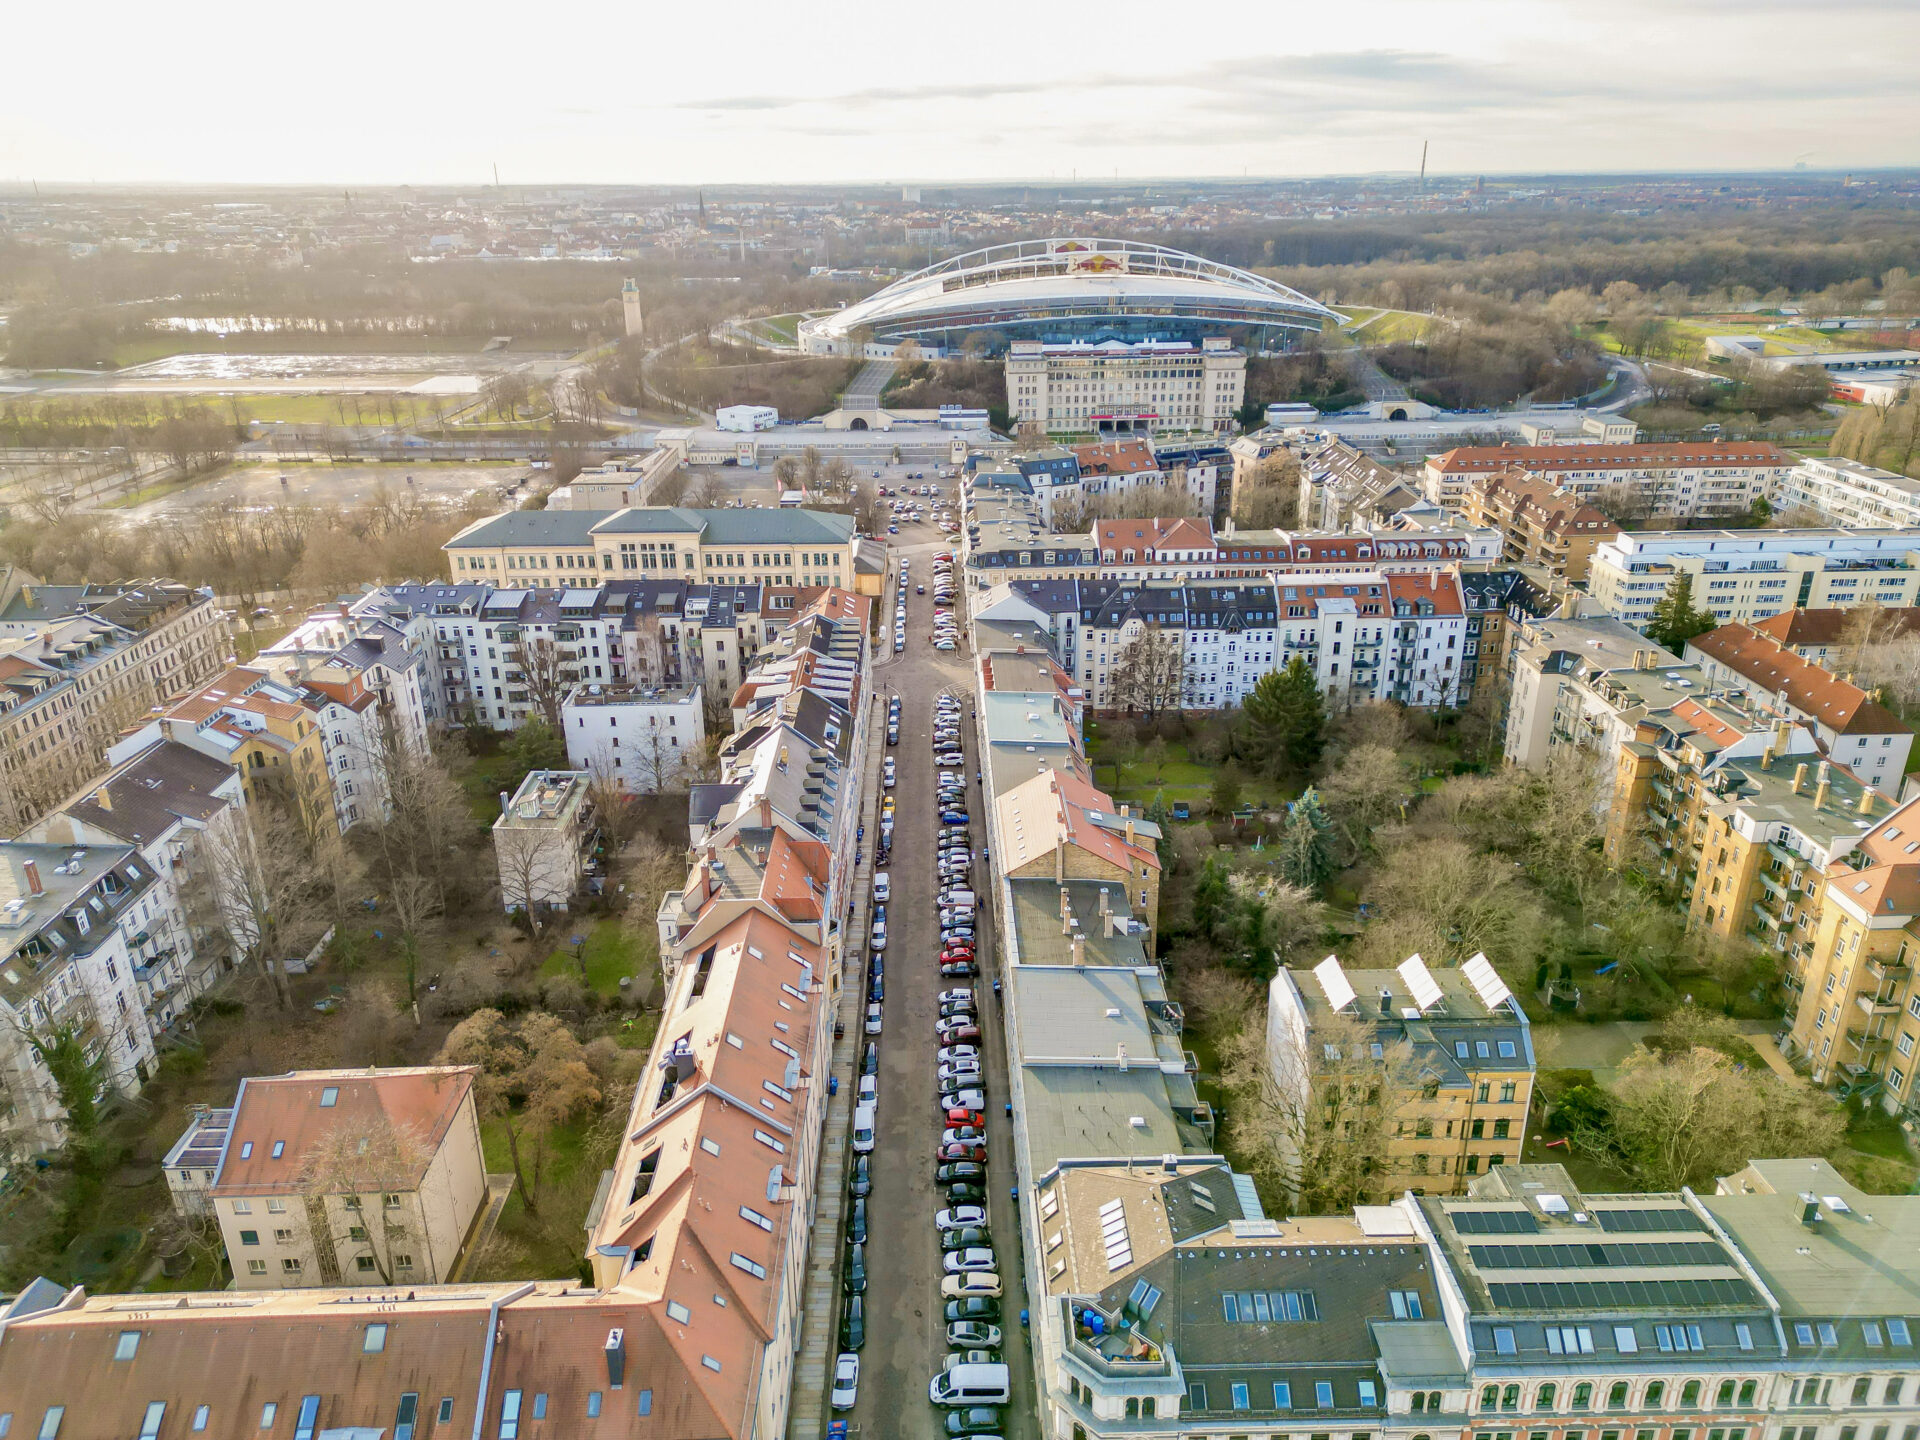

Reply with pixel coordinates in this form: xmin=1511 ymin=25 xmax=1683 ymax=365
xmin=1379 ymin=987 xmax=1393 ymax=1016
xmin=1859 ymin=787 xmax=1876 ymax=817
xmin=1792 ymin=763 xmax=1808 ymax=796
xmin=1054 ymin=845 xmax=1065 ymax=885
xmin=1103 ymin=906 xmax=1115 ymax=939
xmin=1774 ymin=717 xmax=1790 ymax=751
xmin=499 ymin=790 xmax=511 ymax=816
xmin=93 ymin=784 xmax=111 ymax=812
xmin=605 ymin=1328 xmax=627 ymax=1387
xmin=23 ymin=860 xmax=44 ymax=896
xmin=1125 ymin=816 xmax=1137 ymax=847
xmin=1071 ymin=934 xmax=1085 ymax=966
xmin=1800 ymin=1193 xmax=1822 ymax=1228
xmin=1761 ymin=745 xmax=1776 ymax=771
xmin=1059 ymin=888 xmax=1072 ymax=933
xmin=1117 ymin=1043 xmax=1130 ymax=1072
xmin=1815 ymin=762 xmax=1832 ymax=812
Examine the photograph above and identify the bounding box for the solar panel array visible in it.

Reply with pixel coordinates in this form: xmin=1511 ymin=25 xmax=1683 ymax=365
xmin=1591 ymin=1208 xmax=1704 ymax=1233
xmin=1451 ymin=1209 xmax=1540 ymax=1235
xmin=1468 ymin=1240 xmax=1729 ymax=1270
xmin=1488 ymin=1277 xmax=1757 ymax=1310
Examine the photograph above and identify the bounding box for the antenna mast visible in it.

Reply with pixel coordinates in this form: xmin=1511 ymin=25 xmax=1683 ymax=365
xmin=1419 ymin=141 xmax=1429 ymax=188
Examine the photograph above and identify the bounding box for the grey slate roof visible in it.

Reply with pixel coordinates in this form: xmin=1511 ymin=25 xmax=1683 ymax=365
xmin=443 ymin=510 xmax=606 ymax=548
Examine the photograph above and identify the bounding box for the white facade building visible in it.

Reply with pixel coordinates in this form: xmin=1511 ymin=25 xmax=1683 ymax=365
xmin=715 ymin=404 xmax=779 ymax=432
xmin=1006 ymin=337 xmax=1245 ymax=436
xmin=561 ymin=682 xmax=705 ymax=792
xmin=1589 ymin=527 xmax=1920 ymax=631
xmin=492 ymin=770 xmax=597 ymax=914
xmin=1770 ymin=456 xmax=1920 ymax=529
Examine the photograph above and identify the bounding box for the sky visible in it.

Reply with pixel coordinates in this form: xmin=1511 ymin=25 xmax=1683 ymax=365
xmin=5 ymin=0 xmax=1917 ymax=187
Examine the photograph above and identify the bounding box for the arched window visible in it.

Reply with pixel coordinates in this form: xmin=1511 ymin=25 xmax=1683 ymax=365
xmin=1716 ymin=1381 xmax=1735 ymax=1408
xmin=1503 ymin=1386 xmax=1521 ymax=1412
xmin=1646 ymin=1382 xmax=1665 ymax=1408
xmin=1073 ymin=1427 xmax=1087 ymax=1440
xmin=1125 ymin=1398 xmax=1139 ymax=1419
xmin=1609 ymin=1383 xmax=1629 ymax=1411
xmin=1483 ymin=1386 xmax=1501 ymax=1412
xmin=1681 ymin=1382 xmax=1701 ymax=1408
xmin=1537 ymin=1384 xmax=1557 ymax=1411
xmin=1412 ymin=1394 xmax=1426 ymax=1414
xmin=1430 ymin=1393 xmax=1443 ymax=1412
xmin=1573 ymin=1383 xmax=1593 ymax=1411
xmin=1142 ymin=1399 xmax=1155 ymax=1419
xmin=1738 ymin=1381 xmax=1756 ymax=1407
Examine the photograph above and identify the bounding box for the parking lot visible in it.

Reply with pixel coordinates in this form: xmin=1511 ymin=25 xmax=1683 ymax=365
xmin=833 ymin=521 xmax=1038 ymax=1440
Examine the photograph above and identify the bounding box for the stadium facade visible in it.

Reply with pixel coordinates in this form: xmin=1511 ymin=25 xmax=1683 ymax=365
xmin=799 ymin=237 xmax=1335 ymax=358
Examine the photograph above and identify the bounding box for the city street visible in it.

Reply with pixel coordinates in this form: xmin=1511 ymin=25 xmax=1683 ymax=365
xmin=838 ymin=518 xmax=1038 ymax=1440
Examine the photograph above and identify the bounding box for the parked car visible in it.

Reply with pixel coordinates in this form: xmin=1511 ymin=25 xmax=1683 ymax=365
xmin=943 ymin=1348 xmax=1003 ymax=1369
xmin=944 ymin=1296 xmax=1000 ymax=1324
xmin=938 ymin=1044 xmax=980 ymax=1063
xmin=937 ymin=1161 xmax=986 ymax=1184
xmin=844 ymin=1243 xmax=867 ymax=1294
xmin=938 ymin=1141 xmax=987 ymax=1163
xmin=944 ymin=1182 xmax=986 ymax=1204
xmin=944 ymin=1107 xmax=985 ymax=1127
xmin=946 ymin=1406 xmax=1003 ymax=1436
xmin=941 ymin=1272 xmax=1002 ymax=1300
xmin=831 ymin=1353 xmax=860 ymax=1411
xmin=857 ymin=1075 xmax=876 ymax=1107
xmin=940 ymin=1226 xmax=992 ymax=1251
xmin=940 ymin=960 xmax=977 ymax=978
xmin=841 ymin=1295 xmax=866 ymax=1350
xmin=943 ymin=1126 xmax=986 ymax=1146
xmin=935 ymin=1205 xmax=987 ymax=1230
xmin=846 ymin=1198 xmax=869 ymax=1244
xmin=849 ymin=1153 xmax=872 ymax=1199
xmin=946 ymin=1320 xmax=1002 ymax=1348
xmin=865 ymin=1004 xmax=883 ymax=1035
xmin=943 ymin=1247 xmax=997 ymax=1274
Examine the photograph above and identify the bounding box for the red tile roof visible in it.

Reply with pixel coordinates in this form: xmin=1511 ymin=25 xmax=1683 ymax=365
xmin=1749 ymin=607 xmax=1920 ymax=649
xmin=1430 ymin=442 xmax=1796 ymax=473
xmin=1689 ymin=623 xmax=1911 ymax=738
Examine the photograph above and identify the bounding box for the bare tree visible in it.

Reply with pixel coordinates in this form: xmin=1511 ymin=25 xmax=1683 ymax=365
xmin=513 ymin=634 xmax=572 ymax=731
xmin=180 ymin=800 xmax=331 ymax=1009
xmin=295 ymin=1112 xmax=432 ymax=1285
xmin=1108 ymin=625 xmax=1186 ymax=718
xmin=1219 ymin=1003 xmax=1423 ymax=1212
xmin=494 ymin=823 xmax=560 ymax=938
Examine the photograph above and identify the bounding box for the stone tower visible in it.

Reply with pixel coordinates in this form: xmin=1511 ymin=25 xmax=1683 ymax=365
xmin=621 ymin=278 xmax=643 ymax=340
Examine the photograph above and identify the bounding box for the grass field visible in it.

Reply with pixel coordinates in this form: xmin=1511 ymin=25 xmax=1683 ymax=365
xmin=539 ymin=918 xmax=655 ymax=1003
xmin=743 ymin=312 xmax=815 ymax=346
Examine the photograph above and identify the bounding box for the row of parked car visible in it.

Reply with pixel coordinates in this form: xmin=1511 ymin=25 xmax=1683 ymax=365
xmin=925 ymin=693 xmax=1014 ymax=1438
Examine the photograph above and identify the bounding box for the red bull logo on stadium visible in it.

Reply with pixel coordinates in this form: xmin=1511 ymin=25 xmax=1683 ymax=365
xmin=1065 ymin=252 xmax=1127 ymax=274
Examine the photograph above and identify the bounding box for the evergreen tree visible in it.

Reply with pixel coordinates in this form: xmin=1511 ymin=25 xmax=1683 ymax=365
xmin=1645 ymin=571 xmax=1718 ymax=654
xmin=1243 ymin=657 xmax=1326 ymax=774
xmin=1277 ymin=787 xmax=1335 ymax=890
xmin=1190 ymin=856 xmax=1232 ymax=943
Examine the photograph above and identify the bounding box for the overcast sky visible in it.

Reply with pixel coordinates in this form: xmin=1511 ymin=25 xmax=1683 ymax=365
xmin=5 ymin=0 xmax=1916 ymax=187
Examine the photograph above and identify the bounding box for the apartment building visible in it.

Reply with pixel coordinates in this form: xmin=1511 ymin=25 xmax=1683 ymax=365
xmin=1267 ymin=953 xmax=1535 ymax=1196
xmin=441 ymin=505 xmax=859 ymax=591
xmin=1770 ymin=456 xmax=1920 ymax=529
xmin=1503 ymin=618 xmax=1684 ymax=769
xmin=492 ymin=770 xmax=598 ymax=915
xmin=1006 ymin=336 xmax=1245 ymax=435
xmin=561 ymin=682 xmax=704 ymax=792
xmin=995 ymin=767 xmax=1162 ymax=932
xmin=0 ymin=841 xmax=170 ymax=1161
xmin=1780 ymin=788 xmax=1920 ymax=1095
xmin=193 ymin=1066 xmax=488 ymax=1289
xmin=1424 ymin=441 xmax=1797 ymax=517
xmin=1686 ymin=623 xmax=1914 ymax=788
xmin=1459 ymin=467 xmax=1618 ymax=582
xmin=1590 ymin=528 xmax=1920 ymax=631
xmin=21 ymin=740 xmax=246 ymax=1037
xmin=0 ymin=578 xmax=230 ymax=831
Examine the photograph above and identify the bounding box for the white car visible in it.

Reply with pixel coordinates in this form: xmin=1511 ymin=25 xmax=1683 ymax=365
xmin=938 ymin=1045 xmax=980 ymax=1064
xmin=869 ymin=922 xmax=887 ymax=951
xmin=858 ymin=1074 xmax=877 ymax=1105
xmin=936 ymin=1205 xmax=988 ymax=1230
xmin=832 ymin=1352 xmax=860 ymax=1410
xmin=944 ymin=1247 xmax=997 ymax=1274
xmin=873 ymin=872 xmax=891 ymax=903
xmin=941 ymin=1088 xmax=986 ymax=1112
xmin=939 ymin=987 xmax=976 ymax=1006
xmin=866 ymin=1004 xmax=883 ymax=1035
xmin=937 ymin=1061 xmax=981 ymax=1085
xmin=941 ymin=1272 xmax=1002 ymax=1299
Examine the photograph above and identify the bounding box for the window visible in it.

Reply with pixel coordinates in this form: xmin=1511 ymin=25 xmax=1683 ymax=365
xmin=1573 ymin=1385 xmax=1593 ymax=1411
xmin=115 ymin=1330 xmax=141 ymax=1360
xmin=319 ymin=1087 xmax=338 ymax=1107
xmin=1856 ymin=1381 xmax=1874 ymax=1406
xmin=1607 ymin=1385 xmax=1629 ymax=1412
xmin=247 ymin=1259 xmax=267 ymax=1276
xmin=1866 ymin=1321 xmax=1885 ymax=1346
xmin=729 ymin=1252 xmax=765 ymax=1279
xmin=36 ymin=1412 xmax=62 ymax=1440
xmin=1547 ymin=1327 xmax=1596 ymax=1355
xmin=437 ymin=1400 xmax=455 ymax=1424
xmin=1484 ymin=1388 xmax=1501 ymax=1412
xmin=1390 ymin=1291 xmax=1423 ymax=1319
xmin=1275 ymin=1384 xmax=1293 ymax=1410
xmin=1494 ymin=1327 xmax=1517 ymax=1355
xmin=1538 ymin=1385 xmax=1557 ymax=1410
xmin=239 ymin=1229 xmax=259 ymax=1246
xmin=1716 ymin=1382 xmax=1735 ymax=1408
xmin=363 ymin=1323 xmax=387 ymax=1353
xmin=293 ymin=1396 xmax=321 ymax=1440
xmin=139 ymin=1404 xmax=166 ymax=1440
xmin=259 ymin=1403 xmax=277 ymax=1429
xmin=1890 ymin=1320 xmax=1912 ymax=1346
xmin=1736 ymin=1324 xmax=1754 ymax=1351
xmin=1888 ymin=1380 xmax=1906 ymax=1406
xmin=637 ymin=1390 xmax=653 ymax=1416
xmin=1318 ymin=1383 xmax=1335 ymax=1408
xmin=1614 ymin=1327 xmax=1638 ymax=1353
xmin=270 ymin=1141 xmax=284 ymax=1159
xmin=394 ymin=1394 xmax=418 ymax=1440
xmin=193 ymin=1406 xmax=211 ymax=1433
xmin=1359 ymin=1381 xmax=1378 ymax=1408
xmin=586 ymin=1394 xmax=602 ymax=1418
xmin=532 ymin=1396 xmax=547 ymax=1420
xmin=1190 ymin=1384 xmax=1209 ymax=1411
xmin=1234 ymin=1384 xmax=1252 ymax=1411
xmin=499 ymin=1390 xmax=522 ymax=1440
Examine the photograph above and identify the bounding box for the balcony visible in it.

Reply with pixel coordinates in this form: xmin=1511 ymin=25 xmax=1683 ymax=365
xmin=1649 ymin=778 xmax=1674 ymax=803
xmin=1757 ymin=872 xmax=1789 ymax=902
xmin=1856 ymin=992 xmax=1902 ymax=1017
xmin=1866 ymin=953 xmax=1911 ymax=985
xmin=1751 ymin=903 xmax=1782 ymax=932
xmin=1845 ymin=1025 xmax=1893 ymax=1057
xmin=1060 ymin=1298 xmax=1171 ymax=1379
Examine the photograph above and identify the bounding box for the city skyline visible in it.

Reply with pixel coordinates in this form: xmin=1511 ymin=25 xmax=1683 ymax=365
xmin=5 ymin=0 xmax=1917 ymax=187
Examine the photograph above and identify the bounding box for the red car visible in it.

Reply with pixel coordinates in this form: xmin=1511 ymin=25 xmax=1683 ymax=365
xmin=945 ymin=1108 xmax=985 ymax=1128
xmin=941 ymin=945 xmax=976 ymax=961
xmin=938 ymin=1140 xmax=988 ymax=1162
xmin=938 ymin=1025 xmax=982 ymax=1047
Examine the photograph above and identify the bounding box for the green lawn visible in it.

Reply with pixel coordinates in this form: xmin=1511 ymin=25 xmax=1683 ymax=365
xmin=540 ymin=918 xmax=653 ymax=1001
xmin=1086 ymin=732 xmax=1297 ymax=814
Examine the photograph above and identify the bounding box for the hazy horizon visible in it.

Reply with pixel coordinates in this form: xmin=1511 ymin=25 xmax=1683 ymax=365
xmin=6 ymin=0 xmax=1917 ymax=188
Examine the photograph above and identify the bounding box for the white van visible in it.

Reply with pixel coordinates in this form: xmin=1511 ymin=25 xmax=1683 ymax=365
xmin=929 ymin=1362 xmax=1011 ymax=1406
xmin=873 ymin=873 xmax=891 ymax=903
xmin=852 ymin=1102 xmax=877 ymax=1153
xmin=942 ymin=889 xmax=977 ymax=909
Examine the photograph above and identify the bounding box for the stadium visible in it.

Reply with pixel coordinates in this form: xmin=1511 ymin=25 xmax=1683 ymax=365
xmin=799 ymin=237 xmax=1335 ymax=358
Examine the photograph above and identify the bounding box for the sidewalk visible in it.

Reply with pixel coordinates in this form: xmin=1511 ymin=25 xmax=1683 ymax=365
xmin=787 ymin=682 xmax=887 ymax=1440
